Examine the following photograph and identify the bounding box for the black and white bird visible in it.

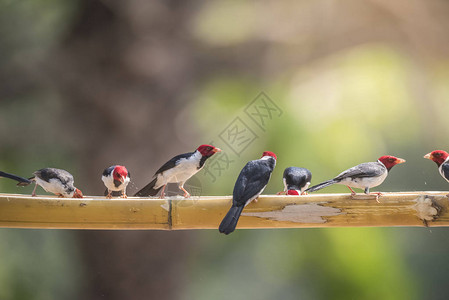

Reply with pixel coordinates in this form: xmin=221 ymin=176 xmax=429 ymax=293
xmin=0 ymin=170 xmax=31 ymax=185
xmin=134 ymin=144 xmax=221 ymax=198
xmin=305 ymin=155 xmax=405 ymax=200
xmin=278 ymin=167 xmax=312 ymax=195
xmin=19 ymin=168 xmax=83 ymax=198
xmin=424 ymin=150 xmax=449 ymax=183
xmin=219 ymin=151 xmax=277 ymax=235
xmin=102 ymin=165 xmax=130 ymax=198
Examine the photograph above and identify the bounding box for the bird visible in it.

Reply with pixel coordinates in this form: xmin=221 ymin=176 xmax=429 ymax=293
xmin=102 ymin=165 xmax=130 ymax=198
xmin=219 ymin=151 xmax=277 ymax=235
xmin=305 ymin=155 xmax=405 ymax=200
xmin=18 ymin=168 xmax=83 ymax=198
xmin=0 ymin=170 xmax=31 ymax=185
xmin=134 ymin=144 xmax=221 ymax=198
xmin=424 ymin=150 xmax=449 ymax=183
xmin=278 ymin=167 xmax=312 ymax=195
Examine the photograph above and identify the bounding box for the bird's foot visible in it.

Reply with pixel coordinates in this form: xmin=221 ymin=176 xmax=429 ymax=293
xmin=106 ymin=193 xmax=112 ymax=199
xmin=183 ymin=191 xmax=191 ymax=198
xmin=159 ymin=193 xmax=165 ymax=199
xmin=371 ymin=192 xmax=383 ymax=203
xmin=31 ymin=193 xmax=36 ymax=197
xmin=301 ymin=191 xmax=309 ymax=195
xmin=121 ymin=193 xmax=128 ymax=199
xmin=276 ymin=191 xmax=286 ymax=195
xmin=58 ymin=194 xmax=64 ymax=198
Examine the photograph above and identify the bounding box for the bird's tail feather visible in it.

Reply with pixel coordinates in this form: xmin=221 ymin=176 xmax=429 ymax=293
xmin=219 ymin=206 xmax=244 ymax=235
xmin=0 ymin=171 xmax=32 ymax=186
xmin=305 ymin=179 xmax=338 ymax=193
xmin=134 ymin=178 xmax=161 ymax=197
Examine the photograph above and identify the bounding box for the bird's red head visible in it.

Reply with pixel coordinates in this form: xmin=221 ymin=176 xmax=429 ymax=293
xmin=113 ymin=165 xmax=129 ymax=183
xmin=73 ymin=188 xmax=83 ymax=198
xmin=424 ymin=150 xmax=449 ymax=166
xmin=287 ymin=190 xmax=300 ymax=195
xmin=262 ymin=151 xmax=277 ymax=160
xmin=378 ymin=155 xmax=406 ymax=170
xmin=197 ymin=144 xmax=222 ymax=157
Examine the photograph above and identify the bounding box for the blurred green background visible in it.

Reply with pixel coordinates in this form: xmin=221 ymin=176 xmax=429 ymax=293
xmin=1 ymin=0 xmax=449 ymax=299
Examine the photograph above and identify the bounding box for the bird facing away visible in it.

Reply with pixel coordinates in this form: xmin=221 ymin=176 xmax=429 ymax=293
xmin=102 ymin=165 xmax=130 ymax=198
xmin=19 ymin=168 xmax=83 ymax=198
xmin=219 ymin=151 xmax=277 ymax=235
xmin=305 ymin=155 xmax=405 ymax=200
xmin=0 ymin=170 xmax=31 ymax=185
xmin=278 ymin=167 xmax=312 ymax=195
xmin=134 ymin=144 xmax=221 ymax=198
xmin=424 ymin=150 xmax=449 ymax=183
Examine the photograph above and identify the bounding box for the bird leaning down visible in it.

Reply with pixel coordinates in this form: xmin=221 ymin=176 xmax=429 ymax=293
xmin=219 ymin=151 xmax=277 ymax=235
xmin=18 ymin=168 xmax=83 ymax=198
xmin=277 ymin=167 xmax=312 ymax=195
xmin=305 ymin=155 xmax=406 ymax=201
xmin=424 ymin=150 xmax=449 ymax=183
xmin=102 ymin=165 xmax=130 ymax=198
xmin=134 ymin=144 xmax=221 ymax=198
xmin=0 ymin=170 xmax=31 ymax=185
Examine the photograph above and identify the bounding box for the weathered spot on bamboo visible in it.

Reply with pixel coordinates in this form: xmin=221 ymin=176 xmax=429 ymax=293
xmin=242 ymin=203 xmax=343 ymax=223
xmin=413 ymin=195 xmax=441 ymax=226
xmin=160 ymin=202 xmax=170 ymax=211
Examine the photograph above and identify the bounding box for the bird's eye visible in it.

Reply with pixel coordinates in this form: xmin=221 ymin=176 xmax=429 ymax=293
xmin=435 ymin=153 xmax=441 ymax=157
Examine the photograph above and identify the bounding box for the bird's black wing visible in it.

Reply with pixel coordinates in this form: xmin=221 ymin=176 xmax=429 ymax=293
xmin=35 ymin=168 xmax=73 ymax=185
xmin=154 ymin=152 xmax=194 ymax=175
xmin=233 ymin=160 xmax=272 ymax=207
xmin=441 ymin=162 xmax=449 ymax=182
xmin=102 ymin=166 xmax=115 ymax=177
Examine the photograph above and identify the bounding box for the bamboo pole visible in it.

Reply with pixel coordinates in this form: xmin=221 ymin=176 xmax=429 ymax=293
xmin=0 ymin=192 xmax=447 ymax=230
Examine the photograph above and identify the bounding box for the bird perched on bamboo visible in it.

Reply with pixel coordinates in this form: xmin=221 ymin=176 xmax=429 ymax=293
xmin=424 ymin=150 xmax=449 ymax=183
xmin=0 ymin=170 xmax=31 ymax=185
xmin=18 ymin=168 xmax=83 ymax=198
xmin=277 ymin=167 xmax=312 ymax=195
xmin=219 ymin=151 xmax=277 ymax=235
xmin=102 ymin=165 xmax=130 ymax=198
xmin=305 ymin=155 xmax=405 ymax=201
xmin=134 ymin=144 xmax=221 ymax=198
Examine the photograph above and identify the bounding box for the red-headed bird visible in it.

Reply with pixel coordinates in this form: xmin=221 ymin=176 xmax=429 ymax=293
xmin=305 ymin=155 xmax=405 ymax=200
xmin=102 ymin=165 xmax=130 ymax=198
xmin=278 ymin=167 xmax=312 ymax=195
xmin=19 ymin=168 xmax=83 ymax=198
xmin=219 ymin=151 xmax=277 ymax=235
xmin=424 ymin=150 xmax=449 ymax=183
xmin=134 ymin=144 xmax=221 ymax=198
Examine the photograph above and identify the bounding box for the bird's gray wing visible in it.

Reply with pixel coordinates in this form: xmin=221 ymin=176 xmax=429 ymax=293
xmin=335 ymin=162 xmax=385 ymax=180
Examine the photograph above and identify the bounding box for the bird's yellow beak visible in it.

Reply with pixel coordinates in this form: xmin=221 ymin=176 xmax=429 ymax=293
xmin=213 ymin=147 xmax=222 ymax=153
xmin=424 ymin=153 xmax=432 ymax=160
xmin=396 ymin=158 xmax=406 ymax=164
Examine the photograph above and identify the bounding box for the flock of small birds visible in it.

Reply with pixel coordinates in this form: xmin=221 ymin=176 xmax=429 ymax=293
xmin=1 ymin=146 xmax=448 ymax=235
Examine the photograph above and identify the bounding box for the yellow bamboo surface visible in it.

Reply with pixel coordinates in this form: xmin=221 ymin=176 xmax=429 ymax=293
xmin=0 ymin=192 xmax=448 ymax=230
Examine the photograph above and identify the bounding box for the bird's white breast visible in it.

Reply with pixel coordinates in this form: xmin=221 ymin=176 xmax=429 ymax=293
xmin=36 ymin=177 xmax=72 ymax=197
xmin=102 ymin=175 xmax=130 ymax=191
xmin=156 ymin=152 xmax=202 ymax=187
xmin=337 ymin=171 xmax=388 ymax=189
